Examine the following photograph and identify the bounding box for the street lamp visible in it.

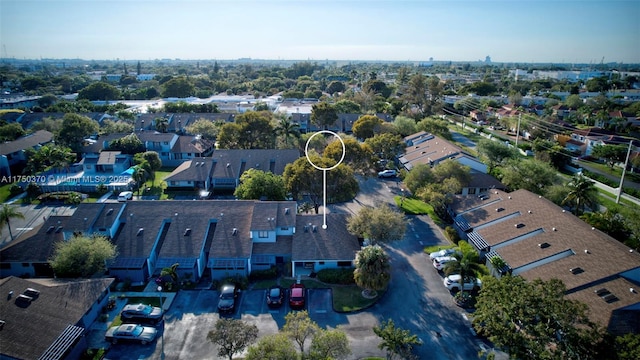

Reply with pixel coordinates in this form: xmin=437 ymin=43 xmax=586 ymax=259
xmin=157 ymin=285 xmax=165 ymax=359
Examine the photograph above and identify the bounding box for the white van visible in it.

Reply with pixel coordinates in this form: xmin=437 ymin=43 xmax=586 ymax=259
xmin=117 ymin=191 xmax=133 ymax=202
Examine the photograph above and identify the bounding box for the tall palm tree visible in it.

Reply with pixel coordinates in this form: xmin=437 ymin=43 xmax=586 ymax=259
xmin=561 ymin=174 xmax=599 ymax=216
xmin=0 ymin=204 xmax=25 ymax=242
xmin=132 ymin=165 xmax=148 ymax=196
xmin=443 ymin=250 xmax=484 ymax=294
xmin=275 ymin=118 xmax=300 ymax=148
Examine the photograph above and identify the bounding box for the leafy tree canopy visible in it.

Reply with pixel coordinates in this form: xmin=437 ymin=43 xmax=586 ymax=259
xmin=108 ymin=133 xmax=145 ymax=154
xmin=245 ymin=333 xmax=297 ymax=360
xmin=352 ymin=115 xmax=383 ymax=140
xmin=56 ymin=113 xmax=100 ymax=151
xmin=0 ymin=122 xmax=25 ymax=141
xmin=347 ymin=203 xmax=407 ymax=244
xmin=77 ymin=81 xmax=121 ymax=100
xmin=207 ymin=318 xmax=258 ymax=360
xmin=234 ymin=168 xmax=287 ymax=201
xmin=283 ymin=310 xmax=319 ymax=354
xmin=162 ymin=76 xmax=195 ymax=98
xmin=50 ymin=235 xmax=117 ymax=278
xmin=473 ymin=276 xmax=606 ymax=360
xmin=354 ymin=245 xmax=391 ymax=294
xmin=373 ymin=319 xmax=422 ymax=360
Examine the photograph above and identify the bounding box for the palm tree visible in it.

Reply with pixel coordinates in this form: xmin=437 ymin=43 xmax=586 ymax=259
xmin=132 ymin=165 xmax=147 ymax=197
xmin=160 ymin=263 xmax=180 ymax=289
xmin=154 ymin=117 xmax=168 ymax=133
xmin=0 ymin=204 xmax=25 ymax=243
xmin=353 ymin=245 xmax=391 ymax=298
xmin=561 ymin=174 xmax=599 ymax=216
xmin=443 ymin=250 xmax=484 ymax=294
xmin=275 ymin=117 xmax=300 ymax=148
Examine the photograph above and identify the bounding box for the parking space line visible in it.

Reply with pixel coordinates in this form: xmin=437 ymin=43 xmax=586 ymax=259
xmin=315 ymin=309 xmax=327 ymax=313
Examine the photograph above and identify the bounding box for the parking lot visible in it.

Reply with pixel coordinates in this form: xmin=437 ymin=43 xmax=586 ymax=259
xmin=103 ymin=287 xmax=382 ymax=360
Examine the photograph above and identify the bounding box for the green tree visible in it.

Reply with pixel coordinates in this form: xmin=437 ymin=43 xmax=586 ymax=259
xmin=234 ymin=168 xmax=286 ymax=200
xmin=404 ymin=73 xmax=428 ymax=117
xmin=160 ymin=262 xmax=180 ymax=289
xmin=352 ymin=115 xmax=383 ymax=140
xmin=476 ymin=139 xmax=518 ymax=171
xmin=561 ymin=174 xmax=599 ymax=215
xmin=284 ymin=155 xmax=358 ymax=213
xmin=364 ymin=133 xmax=405 ymax=164
xmin=326 ymin=80 xmax=346 ymax=95
xmin=591 ymin=144 xmax=628 ymax=169
xmin=50 ymin=235 xmax=117 ymax=278
xmin=0 ymin=204 xmax=25 ymax=243
xmin=185 ymin=118 xmax=220 ymax=140
xmin=499 ymin=158 xmax=558 ymax=195
xmin=245 ymin=333 xmax=297 ymax=360
xmin=442 ymin=250 xmax=484 ymax=293
xmin=393 ymin=116 xmax=417 ymax=137
xmin=274 ymin=117 xmax=300 ymax=148
xmin=236 ymin=111 xmax=276 ymax=149
xmin=353 ymin=245 xmax=391 ymax=297
xmin=309 ymin=328 xmax=351 ymax=360
xmin=373 ymin=319 xmax=422 ymax=360
xmin=134 ymin=151 xmax=162 ymax=184
xmin=403 ymin=163 xmax=433 ymax=194
xmin=311 ymin=102 xmax=338 ymax=130
xmin=56 ymin=113 xmax=100 ymax=152
xmin=108 ymin=133 xmax=145 ymax=154
xmin=333 ymin=99 xmax=361 ymax=114
xmin=323 ymin=135 xmax=373 ymax=175
xmin=473 ymin=276 xmax=605 ymax=360
xmin=283 ymin=310 xmax=319 ymax=354
xmin=207 ymin=318 xmax=258 ymax=360
xmin=614 ymin=333 xmax=640 ymax=360
xmin=416 ymin=117 xmax=451 ymax=140
xmin=101 ymin=120 xmax=134 ymax=134
xmin=217 ymin=122 xmax=242 ymax=149
xmin=580 ymin=209 xmax=631 ymax=242
xmin=154 ymin=117 xmax=169 ymax=133
xmin=347 ymin=203 xmax=407 ymax=245
xmin=162 ymin=76 xmax=194 ymax=98
xmin=77 ymin=81 xmax=121 ymax=100
xmin=0 ymin=123 xmax=25 ymax=141
xmin=24 ymin=144 xmax=75 ymax=174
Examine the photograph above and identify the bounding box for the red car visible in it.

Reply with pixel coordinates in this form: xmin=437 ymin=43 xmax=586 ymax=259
xmin=289 ymin=283 xmax=305 ymax=309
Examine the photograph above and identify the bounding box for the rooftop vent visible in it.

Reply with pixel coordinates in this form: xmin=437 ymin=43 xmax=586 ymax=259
xmin=528 ymin=210 xmax=532 ymax=214
xmin=46 ymin=226 xmax=55 ymax=234
xmin=312 ymin=225 xmax=318 ymax=233
xmin=16 ymin=294 xmax=33 ymax=303
xmin=106 ymin=208 xmax=114 ymax=216
xmin=55 ymin=226 xmax=63 ymax=233
xmin=595 ymin=288 xmax=609 ymax=296
xmin=569 ymin=267 xmax=584 ymax=274
xmin=232 ymin=228 xmax=238 ymax=235
xmin=23 ymin=288 xmax=40 ymax=297
xmin=552 ymin=227 xmax=557 ymax=231
xmin=285 ymin=208 xmax=290 ymax=214
xmin=515 ymin=223 xmax=525 ymax=228
xmin=226 ymin=163 xmax=230 ymax=168
xmin=538 ymin=242 xmax=550 ymax=249
xmin=496 ymin=207 xmax=504 ymax=212
xmin=303 ymin=225 xmax=309 ymax=233
xmin=602 ymin=293 xmax=619 ymax=303
xmin=183 ymin=228 xmax=191 ymax=236
xmin=136 ymin=228 xmax=144 ymax=236
xmin=478 ymin=194 xmax=489 ymax=200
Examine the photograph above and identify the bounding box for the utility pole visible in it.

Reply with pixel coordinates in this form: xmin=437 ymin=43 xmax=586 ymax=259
xmin=616 ymin=140 xmax=633 ymax=204
xmin=515 ymin=113 xmax=522 ymax=147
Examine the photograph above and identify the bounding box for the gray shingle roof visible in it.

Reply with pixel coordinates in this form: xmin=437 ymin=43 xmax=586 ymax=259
xmin=0 ymin=277 xmax=113 ymax=360
xmin=292 ymin=214 xmax=360 ymax=261
xmin=0 ymin=130 xmax=53 ymax=155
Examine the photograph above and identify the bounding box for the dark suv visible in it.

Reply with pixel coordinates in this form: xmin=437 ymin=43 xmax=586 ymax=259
xmin=266 ymin=285 xmax=284 ymax=308
xmin=217 ymin=284 xmax=238 ymax=314
xmin=120 ymin=304 xmax=163 ymax=324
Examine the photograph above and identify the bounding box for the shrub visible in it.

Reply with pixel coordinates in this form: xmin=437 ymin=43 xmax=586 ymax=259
xmin=444 ymin=226 xmax=460 ymax=244
xmin=249 ymin=267 xmax=278 ymax=281
xmin=317 ymin=268 xmax=355 ymax=284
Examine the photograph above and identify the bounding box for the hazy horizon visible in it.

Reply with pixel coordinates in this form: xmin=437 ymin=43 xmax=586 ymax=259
xmin=1 ymin=0 xmax=639 ymax=64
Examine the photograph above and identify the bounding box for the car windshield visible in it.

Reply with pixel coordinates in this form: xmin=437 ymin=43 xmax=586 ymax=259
xmin=131 ymin=325 xmax=143 ymax=336
xmin=221 ymin=288 xmax=234 ymax=299
xmin=291 ymin=288 xmax=303 ymax=298
xmin=137 ymin=305 xmax=152 ymax=314
xmin=269 ymin=288 xmax=280 ymax=297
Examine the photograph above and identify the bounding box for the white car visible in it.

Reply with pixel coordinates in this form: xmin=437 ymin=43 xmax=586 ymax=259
xmin=377 ymin=169 xmax=397 ymax=178
xmin=118 ymin=191 xmax=133 ymax=201
xmin=429 ymin=248 xmax=457 ymax=261
xmin=443 ymin=274 xmax=482 ymax=292
xmin=432 ymin=256 xmax=456 ymax=271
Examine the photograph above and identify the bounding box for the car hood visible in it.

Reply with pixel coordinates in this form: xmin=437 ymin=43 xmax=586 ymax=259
xmin=140 ymin=327 xmax=158 ymax=341
xmin=218 ymin=299 xmax=234 ymax=309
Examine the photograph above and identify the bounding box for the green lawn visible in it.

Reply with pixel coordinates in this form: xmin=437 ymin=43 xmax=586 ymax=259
xmin=395 ymin=196 xmax=444 ymax=226
xmin=0 ymin=184 xmax=14 ymax=203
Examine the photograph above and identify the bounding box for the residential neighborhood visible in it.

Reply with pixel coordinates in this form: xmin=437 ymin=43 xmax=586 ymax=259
xmin=1 ymin=55 xmax=639 ymax=360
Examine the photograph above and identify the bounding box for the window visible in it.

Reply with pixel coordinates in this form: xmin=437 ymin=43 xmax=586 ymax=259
xmin=170 ymin=181 xmax=176 ymax=186
xmin=281 ymin=227 xmax=288 ymax=231
xmin=468 ymin=188 xmax=476 ymax=195
xmin=258 ymin=231 xmax=268 ymax=238
xmin=163 ymin=141 xmax=169 ymax=145
xmin=22 ymin=263 xmax=29 ymax=267
xmin=337 ymin=261 xmax=352 ymax=267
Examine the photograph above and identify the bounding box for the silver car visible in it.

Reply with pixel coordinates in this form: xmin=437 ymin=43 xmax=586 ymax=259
xmin=105 ymin=324 xmax=157 ymax=345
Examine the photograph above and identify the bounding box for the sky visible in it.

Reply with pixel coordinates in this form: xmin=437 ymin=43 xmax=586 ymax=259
xmin=1 ymin=0 xmax=639 ymax=64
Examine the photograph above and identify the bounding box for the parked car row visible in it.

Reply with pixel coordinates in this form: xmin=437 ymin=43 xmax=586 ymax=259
xmin=105 ymin=303 xmax=164 ymax=345
xmin=429 ymin=248 xmax=483 ymax=293
xmin=217 ymin=282 xmax=307 ymax=315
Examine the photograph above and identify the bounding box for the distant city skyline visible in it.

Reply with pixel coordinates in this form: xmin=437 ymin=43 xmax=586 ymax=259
xmin=1 ymin=0 xmax=639 ymax=64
